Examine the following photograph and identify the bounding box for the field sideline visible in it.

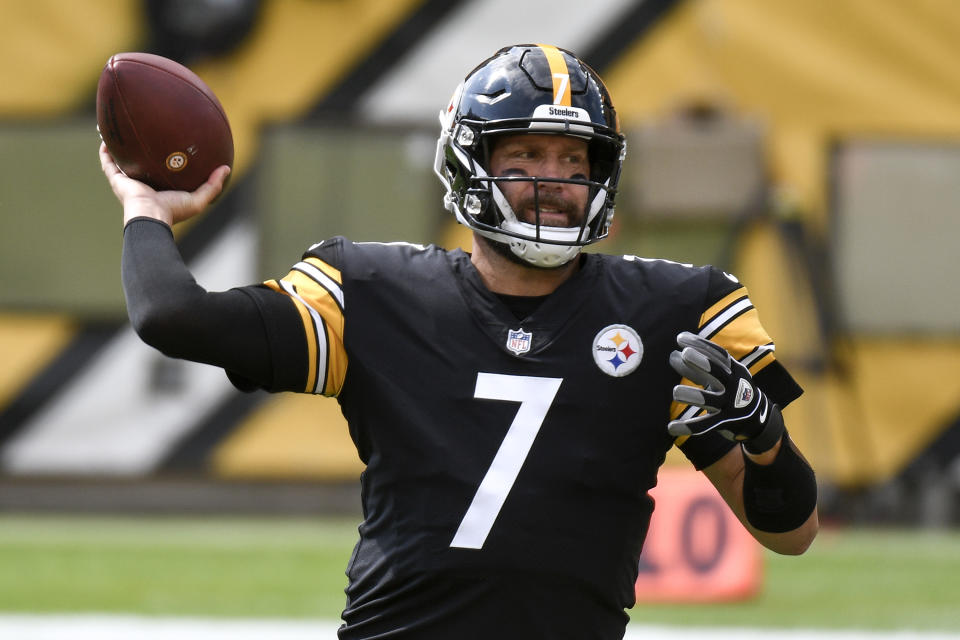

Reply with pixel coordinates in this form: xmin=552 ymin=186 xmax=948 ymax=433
xmin=0 ymin=616 xmax=958 ymax=640
xmin=1 ymin=515 xmax=958 ymax=633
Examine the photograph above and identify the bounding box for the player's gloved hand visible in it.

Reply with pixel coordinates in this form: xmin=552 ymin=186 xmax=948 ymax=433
xmin=667 ymin=331 xmax=784 ymax=454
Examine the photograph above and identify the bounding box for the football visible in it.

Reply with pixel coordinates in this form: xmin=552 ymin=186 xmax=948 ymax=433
xmin=96 ymin=52 xmax=233 ymax=192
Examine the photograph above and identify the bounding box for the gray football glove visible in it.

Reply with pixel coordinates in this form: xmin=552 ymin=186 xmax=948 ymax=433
xmin=667 ymin=331 xmax=784 ymax=454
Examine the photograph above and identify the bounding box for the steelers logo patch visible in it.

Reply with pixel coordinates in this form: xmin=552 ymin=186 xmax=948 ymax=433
xmin=592 ymin=324 xmax=643 ymax=377
xmin=165 ymin=151 xmax=188 ymax=172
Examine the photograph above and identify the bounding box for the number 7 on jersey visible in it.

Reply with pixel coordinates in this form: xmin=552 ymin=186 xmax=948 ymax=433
xmin=450 ymin=373 xmax=563 ymax=549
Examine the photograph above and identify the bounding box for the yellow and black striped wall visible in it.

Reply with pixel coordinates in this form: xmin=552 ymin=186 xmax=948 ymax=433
xmin=2 ymin=0 xmax=959 ymax=509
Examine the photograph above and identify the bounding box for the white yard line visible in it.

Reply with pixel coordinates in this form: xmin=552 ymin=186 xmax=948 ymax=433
xmin=0 ymin=615 xmax=956 ymax=640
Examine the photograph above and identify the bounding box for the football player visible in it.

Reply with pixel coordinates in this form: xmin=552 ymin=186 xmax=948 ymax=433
xmin=101 ymin=44 xmax=817 ymax=639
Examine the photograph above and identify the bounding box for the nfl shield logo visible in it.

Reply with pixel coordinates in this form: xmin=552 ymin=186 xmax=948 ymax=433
xmin=506 ymin=328 xmax=532 ymax=356
xmin=734 ymin=378 xmax=754 ymax=408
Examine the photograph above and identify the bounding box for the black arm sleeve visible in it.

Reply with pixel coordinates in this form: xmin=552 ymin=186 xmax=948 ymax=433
xmin=742 ymin=433 xmax=818 ymax=532
xmin=121 ymin=217 xmax=301 ymax=390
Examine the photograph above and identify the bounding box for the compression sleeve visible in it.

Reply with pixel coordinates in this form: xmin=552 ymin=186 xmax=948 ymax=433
xmin=121 ymin=217 xmax=303 ymax=390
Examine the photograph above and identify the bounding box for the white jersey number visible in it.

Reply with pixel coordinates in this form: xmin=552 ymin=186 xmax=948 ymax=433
xmin=450 ymin=373 xmax=563 ymax=549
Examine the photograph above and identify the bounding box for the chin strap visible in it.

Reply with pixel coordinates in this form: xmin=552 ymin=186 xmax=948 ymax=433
xmin=509 ymin=239 xmax=581 ymax=268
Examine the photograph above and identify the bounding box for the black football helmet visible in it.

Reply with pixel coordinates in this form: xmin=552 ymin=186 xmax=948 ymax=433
xmin=434 ymin=43 xmax=626 ymax=267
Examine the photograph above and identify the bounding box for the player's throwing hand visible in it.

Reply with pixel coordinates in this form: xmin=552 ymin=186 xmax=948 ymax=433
xmin=99 ymin=142 xmax=230 ymax=228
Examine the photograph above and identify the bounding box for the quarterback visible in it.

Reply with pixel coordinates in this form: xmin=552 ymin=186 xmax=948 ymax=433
xmin=101 ymin=44 xmax=818 ymax=639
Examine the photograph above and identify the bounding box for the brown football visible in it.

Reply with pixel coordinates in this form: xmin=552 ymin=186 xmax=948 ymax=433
xmin=96 ymin=52 xmax=233 ymax=192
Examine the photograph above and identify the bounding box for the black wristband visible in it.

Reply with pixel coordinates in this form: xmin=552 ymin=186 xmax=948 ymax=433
xmin=742 ymin=400 xmax=785 ymax=455
xmin=742 ymin=433 xmax=817 ymax=533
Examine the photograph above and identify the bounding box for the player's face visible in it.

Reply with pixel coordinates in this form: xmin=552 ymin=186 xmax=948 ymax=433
xmin=488 ymin=134 xmax=590 ymax=228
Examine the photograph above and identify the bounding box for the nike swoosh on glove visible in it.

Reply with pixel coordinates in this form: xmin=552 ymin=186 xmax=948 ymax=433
xmin=667 ymin=331 xmax=784 ymax=454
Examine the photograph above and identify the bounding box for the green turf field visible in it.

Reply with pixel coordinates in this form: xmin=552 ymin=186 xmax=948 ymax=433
xmin=0 ymin=515 xmax=957 ymax=631
xmin=631 ymin=527 xmax=960 ymax=630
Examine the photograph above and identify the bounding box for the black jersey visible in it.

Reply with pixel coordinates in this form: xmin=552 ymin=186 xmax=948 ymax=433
xmin=239 ymin=238 xmax=802 ymax=639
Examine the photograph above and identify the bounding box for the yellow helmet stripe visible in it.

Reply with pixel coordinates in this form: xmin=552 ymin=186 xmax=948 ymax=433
xmin=537 ymin=44 xmax=572 ymax=106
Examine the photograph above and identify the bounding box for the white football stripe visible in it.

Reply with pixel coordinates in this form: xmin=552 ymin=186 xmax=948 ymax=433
xmin=741 ymin=343 xmax=776 ymax=368
xmin=699 ymin=298 xmax=753 ymax=339
xmin=293 ymin=261 xmax=344 ymax=311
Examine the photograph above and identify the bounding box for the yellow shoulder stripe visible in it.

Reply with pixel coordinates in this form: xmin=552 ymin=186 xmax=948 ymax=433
xmin=708 ymin=308 xmax=772 ymax=361
xmin=265 ymin=279 xmax=320 ymax=393
xmin=266 ymin=264 xmax=348 ymax=396
xmin=699 ymin=286 xmax=748 ymax=329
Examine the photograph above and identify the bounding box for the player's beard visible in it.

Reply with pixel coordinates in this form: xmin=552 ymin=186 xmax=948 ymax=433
xmin=480 ymin=192 xmax=588 ymax=270
xmin=480 ymin=234 xmax=537 ymax=268
xmin=513 ymin=191 xmax=583 ymax=229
